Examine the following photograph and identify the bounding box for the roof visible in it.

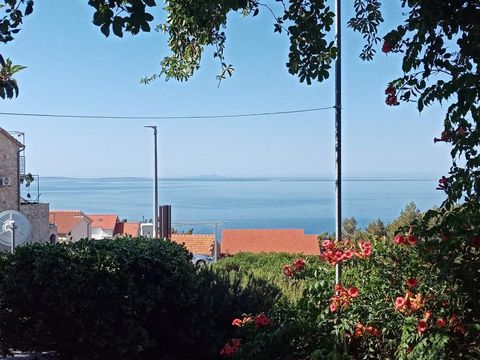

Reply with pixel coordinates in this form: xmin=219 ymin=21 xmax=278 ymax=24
xmin=114 ymin=222 xmax=140 ymax=237
xmin=49 ymin=210 xmax=92 ymax=235
xmin=220 ymin=229 xmax=320 ymax=256
xmin=0 ymin=128 xmax=23 ymax=148
xmin=89 ymin=214 xmax=119 ymax=230
xmin=171 ymin=234 xmax=215 ymax=256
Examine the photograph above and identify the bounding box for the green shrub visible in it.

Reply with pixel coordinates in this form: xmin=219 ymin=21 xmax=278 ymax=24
xmin=0 ymin=238 xmax=279 ymax=360
xmin=225 ymin=234 xmax=480 ymax=359
xmin=214 ymin=252 xmax=325 ymax=303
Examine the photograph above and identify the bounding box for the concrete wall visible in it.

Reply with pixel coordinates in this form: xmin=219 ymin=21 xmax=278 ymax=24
xmin=0 ymin=133 xmax=20 ymax=212
xmin=20 ymin=203 xmax=50 ymax=244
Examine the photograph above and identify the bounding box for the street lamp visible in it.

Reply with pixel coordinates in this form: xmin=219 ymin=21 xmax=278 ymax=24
xmin=144 ymin=125 xmax=159 ymax=238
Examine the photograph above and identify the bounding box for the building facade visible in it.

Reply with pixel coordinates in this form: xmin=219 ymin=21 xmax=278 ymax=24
xmin=0 ymin=128 xmax=22 ymax=212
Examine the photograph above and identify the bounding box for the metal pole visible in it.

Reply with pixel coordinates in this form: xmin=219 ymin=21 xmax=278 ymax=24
xmin=213 ymin=222 xmax=218 ymax=262
xmin=145 ymin=126 xmax=159 ymax=238
xmin=10 ymin=221 xmax=16 ymax=254
xmin=334 ymin=0 xmax=342 ymax=286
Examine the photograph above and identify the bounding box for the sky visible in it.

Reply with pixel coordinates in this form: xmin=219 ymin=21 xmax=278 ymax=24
xmin=0 ymin=0 xmax=451 ymax=179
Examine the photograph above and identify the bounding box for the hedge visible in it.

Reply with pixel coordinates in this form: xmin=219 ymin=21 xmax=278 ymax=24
xmin=0 ymin=238 xmax=278 ymax=360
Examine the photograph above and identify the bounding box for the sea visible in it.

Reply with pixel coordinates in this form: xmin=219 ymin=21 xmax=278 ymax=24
xmin=31 ymin=177 xmax=445 ymax=238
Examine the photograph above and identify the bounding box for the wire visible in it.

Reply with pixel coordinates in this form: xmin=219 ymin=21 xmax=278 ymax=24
xmin=0 ymin=106 xmax=335 ymax=120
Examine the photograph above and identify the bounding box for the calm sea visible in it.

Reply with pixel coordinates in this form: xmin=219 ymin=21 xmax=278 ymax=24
xmin=32 ymin=177 xmax=445 ymax=237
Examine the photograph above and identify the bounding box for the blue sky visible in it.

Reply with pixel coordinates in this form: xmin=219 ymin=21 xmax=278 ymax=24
xmin=0 ymin=1 xmax=451 ymax=179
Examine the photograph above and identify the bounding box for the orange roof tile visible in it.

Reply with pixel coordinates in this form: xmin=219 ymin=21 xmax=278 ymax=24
xmin=49 ymin=210 xmax=92 ymax=235
xmin=171 ymin=234 xmax=215 ymax=256
xmin=89 ymin=214 xmax=119 ymax=230
xmin=114 ymin=222 xmax=140 ymax=237
xmin=220 ymin=229 xmax=320 ymax=256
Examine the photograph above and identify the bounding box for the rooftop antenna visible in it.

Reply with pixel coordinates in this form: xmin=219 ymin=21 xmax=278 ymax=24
xmin=0 ymin=210 xmax=32 ymax=253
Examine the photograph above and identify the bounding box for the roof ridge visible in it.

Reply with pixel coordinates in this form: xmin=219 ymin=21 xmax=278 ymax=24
xmin=88 ymin=214 xmax=119 ymax=217
xmin=222 ymin=228 xmax=304 ymax=231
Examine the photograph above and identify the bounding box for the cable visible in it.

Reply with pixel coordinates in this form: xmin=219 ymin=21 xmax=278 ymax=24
xmin=0 ymin=106 xmax=335 ymax=120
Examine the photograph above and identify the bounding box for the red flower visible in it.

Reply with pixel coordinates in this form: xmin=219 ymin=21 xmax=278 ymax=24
xmin=363 ymin=241 xmax=372 ymax=249
xmin=406 ymin=278 xmax=418 ymax=288
xmin=407 ymin=235 xmax=417 ymax=245
xmin=382 ymin=41 xmax=392 ymax=53
xmin=395 ymin=296 xmax=406 ymax=310
xmin=354 ymin=323 xmax=364 ymax=337
xmin=436 ymin=318 xmax=446 ymax=328
xmin=417 ymin=320 xmax=428 ymax=333
xmin=434 ymin=131 xmax=450 ymax=143
xmin=344 ymin=250 xmax=353 ymax=259
xmin=385 ymin=94 xmax=400 ymax=106
xmin=385 ymin=85 xmax=396 ymax=95
xmin=220 ymin=339 xmax=241 ymax=357
xmin=232 ymin=318 xmax=243 ymax=327
xmin=348 ymin=287 xmax=359 ymax=298
xmin=283 ymin=264 xmax=293 ymax=277
xmin=394 ymin=235 xmax=405 ymax=245
xmin=322 ymin=239 xmax=333 ymax=249
xmin=437 ymin=176 xmax=448 ymax=191
xmin=362 ymin=248 xmax=372 ymax=257
xmin=255 ymin=313 xmax=271 ymax=329
xmin=329 ymin=302 xmax=337 ymax=312
xmin=293 ymin=258 xmax=305 ymax=271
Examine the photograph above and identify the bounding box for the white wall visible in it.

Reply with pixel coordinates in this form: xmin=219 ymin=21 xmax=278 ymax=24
xmin=71 ymin=218 xmax=91 ymax=241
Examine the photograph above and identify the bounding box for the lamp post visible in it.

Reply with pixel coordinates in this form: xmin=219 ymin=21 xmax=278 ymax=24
xmin=334 ymin=0 xmax=342 ymax=286
xmin=145 ymin=126 xmax=159 ymax=238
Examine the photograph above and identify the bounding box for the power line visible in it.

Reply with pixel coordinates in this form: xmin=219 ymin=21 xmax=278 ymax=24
xmin=0 ymin=106 xmax=335 ymax=120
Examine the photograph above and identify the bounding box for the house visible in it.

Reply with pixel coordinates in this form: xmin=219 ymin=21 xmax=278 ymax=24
xmin=114 ymin=222 xmax=140 ymax=237
xmin=49 ymin=210 xmax=92 ymax=242
xmin=0 ymin=128 xmax=23 ymax=212
xmin=220 ymin=229 xmax=320 ymax=256
xmin=89 ymin=214 xmax=120 ymax=239
xmin=171 ymin=233 xmax=216 ymax=257
xmin=1 ymin=127 xmax=53 ymax=244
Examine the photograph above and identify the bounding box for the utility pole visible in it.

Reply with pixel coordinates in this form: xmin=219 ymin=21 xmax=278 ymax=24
xmin=335 ymin=0 xmax=342 ymax=286
xmin=145 ymin=126 xmax=159 ymax=238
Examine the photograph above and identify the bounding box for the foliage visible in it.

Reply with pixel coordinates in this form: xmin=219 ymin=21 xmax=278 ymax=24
xmin=214 ymin=252 xmax=325 ymax=303
xmin=0 ymin=238 xmax=278 ymax=360
xmin=0 ymin=0 xmax=32 ymax=98
xmin=225 ymin=233 xmax=480 ymax=359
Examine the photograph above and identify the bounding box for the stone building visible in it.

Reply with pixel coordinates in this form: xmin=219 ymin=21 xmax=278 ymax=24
xmin=0 ymin=128 xmax=22 ymax=212
xmin=0 ymin=127 xmax=53 ymax=244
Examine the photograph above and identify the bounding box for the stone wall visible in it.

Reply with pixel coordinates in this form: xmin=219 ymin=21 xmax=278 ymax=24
xmin=20 ymin=203 xmax=50 ymax=244
xmin=0 ymin=134 xmax=20 ymax=212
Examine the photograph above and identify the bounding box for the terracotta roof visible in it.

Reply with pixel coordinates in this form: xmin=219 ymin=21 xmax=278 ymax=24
xmin=89 ymin=214 xmax=119 ymax=230
xmin=114 ymin=222 xmax=140 ymax=237
xmin=49 ymin=210 xmax=92 ymax=235
xmin=0 ymin=128 xmax=23 ymax=148
xmin=220 ymin=229 xmax=320 ymax=256
xmin=171 ymin=234 xmax=215 ymax=256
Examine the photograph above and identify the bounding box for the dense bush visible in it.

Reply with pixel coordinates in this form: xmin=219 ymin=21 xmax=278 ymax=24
xmin=214 ymin=252 xmax=325 ymax=303
xmin=224 ymin=234 xmax=480 ymax=359
xmin=0 ymin=238 xmax=278 ymax=360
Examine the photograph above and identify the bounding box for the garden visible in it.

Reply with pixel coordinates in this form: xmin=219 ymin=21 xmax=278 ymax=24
xmin=0 ymin=199 xmax=478 ymax=359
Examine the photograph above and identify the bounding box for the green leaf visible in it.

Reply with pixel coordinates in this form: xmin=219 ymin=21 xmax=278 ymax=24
xmin=100 ymin=22 xmax=110 ymax=37
xmin=112 ymin=18 xmax=123 ymax=38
